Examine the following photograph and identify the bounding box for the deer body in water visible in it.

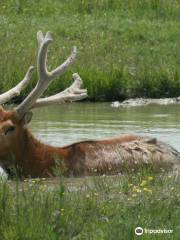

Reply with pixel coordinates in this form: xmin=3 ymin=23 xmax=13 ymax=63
xmin=0 ymin=31 xmax=179 ymax=178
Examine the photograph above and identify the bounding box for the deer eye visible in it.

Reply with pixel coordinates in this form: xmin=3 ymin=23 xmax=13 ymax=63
xmin=4 ymin=126 xmax=15 ymax=135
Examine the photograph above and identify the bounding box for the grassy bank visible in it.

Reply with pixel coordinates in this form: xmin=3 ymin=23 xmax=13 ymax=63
xmin=0 ymin=171 xmax=179 ymax=239
xmin=0 ymin=0 xmax=179 ymax=101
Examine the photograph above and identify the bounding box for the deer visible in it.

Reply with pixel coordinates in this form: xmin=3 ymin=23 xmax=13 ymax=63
xmin=0 ymin=31 xmax=179 ymax=178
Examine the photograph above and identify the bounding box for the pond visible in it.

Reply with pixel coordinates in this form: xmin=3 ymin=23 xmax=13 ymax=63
xmin=31 ymin=102 xmax=180 ymax=151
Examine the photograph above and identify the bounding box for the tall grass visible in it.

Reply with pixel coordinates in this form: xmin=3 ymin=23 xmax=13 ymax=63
xmin=0 ymin=171 xmax=179 ymax=239
xmin=0 ymin=0 xmax=179 ymax=101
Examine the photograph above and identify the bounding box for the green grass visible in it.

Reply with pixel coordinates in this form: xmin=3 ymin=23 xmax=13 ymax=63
xmin=0 ymin=171 xmax=179 ymax=239
xmin=0 ymin=0 xmax=179 ymax=101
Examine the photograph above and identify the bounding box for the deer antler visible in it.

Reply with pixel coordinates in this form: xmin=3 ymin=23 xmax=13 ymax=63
xmin=0 ymin=66 xmax=34 ymax=105
xmin=16 ymin=31 xmax=87 ymax=118
xmin=33 ymin=73 xmax=87 ymax=108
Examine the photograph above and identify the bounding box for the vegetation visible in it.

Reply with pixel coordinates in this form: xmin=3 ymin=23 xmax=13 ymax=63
xmin=0 ymin=0 xmax=179 ymax=101
xmin=0 ymin=170 xmax=179 ymax=239
xmin=0 ymin=2 xmax=179 ymax=239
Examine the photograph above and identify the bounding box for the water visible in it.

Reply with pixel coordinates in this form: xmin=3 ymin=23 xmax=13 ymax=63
xmin=31 ymin=103 xmax=180 ymax=151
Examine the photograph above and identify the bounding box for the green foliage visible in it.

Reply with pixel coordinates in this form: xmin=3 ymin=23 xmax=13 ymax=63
xmin=0 ymin=172 xmax=179 ymax=239
xmin=0 ymin=0 xmax=179 ymax=101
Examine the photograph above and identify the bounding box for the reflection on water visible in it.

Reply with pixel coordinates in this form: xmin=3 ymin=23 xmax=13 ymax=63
xmin=30 ymin=103 xmax=180 ymax=150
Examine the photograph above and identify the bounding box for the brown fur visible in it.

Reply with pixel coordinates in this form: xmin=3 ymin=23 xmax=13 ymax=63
xmin=0 ymin=107 xmax=179 ymax=177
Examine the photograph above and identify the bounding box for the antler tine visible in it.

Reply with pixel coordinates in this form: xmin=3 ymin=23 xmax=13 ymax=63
xmin=0 ymin=66 xmax=34 ymax=105
xmin=32 ymin=73 xmax=88 ymax=108
xmin=37 ymin=31 xmax=53 ymax=80
xmin=51 ymin=46 xmax=77 ymax=78
xmin=37 ymin=31 xmax=44 ymax=47
xmin=16 ymin=31 xmax=78 ymax=118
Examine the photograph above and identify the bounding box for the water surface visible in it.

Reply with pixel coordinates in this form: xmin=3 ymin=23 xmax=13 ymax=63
xmin=30 ymin=103 xmax=180 ymax=151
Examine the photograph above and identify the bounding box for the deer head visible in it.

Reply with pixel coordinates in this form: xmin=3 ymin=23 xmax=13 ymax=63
xmin=0 ymin=31 xmax=87 ymax=163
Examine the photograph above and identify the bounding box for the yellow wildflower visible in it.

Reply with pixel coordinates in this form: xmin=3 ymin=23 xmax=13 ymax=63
xmin=136 ymin=189 xmax=142 ymax=193
xmin=132 ymin=193 xmax=137 ymax=197
xmin=147 ymin=176 xmax=153 ymax=181
xmin=86 ymin=194 xmax=90 ymax=198
xmin=140 ymin=180 xmax=147 ymax=187
xmin=143 ymin=188 xmax=152 ymax=194
xmin=132 ymin=186 xmax=137 ymax=191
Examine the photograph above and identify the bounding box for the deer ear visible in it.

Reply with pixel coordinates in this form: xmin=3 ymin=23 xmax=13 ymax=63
xmin=22 ymin=111 xmax=33 ymax=125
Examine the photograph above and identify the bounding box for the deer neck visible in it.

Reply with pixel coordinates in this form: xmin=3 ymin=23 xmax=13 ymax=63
xmin=12 ymin=129 xmax=69 ymax=177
